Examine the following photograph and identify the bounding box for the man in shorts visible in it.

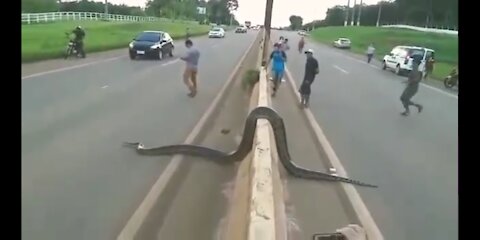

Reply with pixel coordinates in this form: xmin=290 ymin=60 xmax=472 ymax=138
xmin=180 ymin=39 xmax=200 ymax=97
xmin=268 ymin=42 xmax=287 ymax=97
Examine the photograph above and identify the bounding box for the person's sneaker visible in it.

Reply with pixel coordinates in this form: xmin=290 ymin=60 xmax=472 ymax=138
xmin=271 ymin=91 xmax=276 ymax=97
xmin=401 ymin=111 xmax=409 ymax=116
xmin=417 ymin=104 xmax=423 ymax=113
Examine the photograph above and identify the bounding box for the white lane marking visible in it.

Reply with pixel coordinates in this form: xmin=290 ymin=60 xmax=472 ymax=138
xmin=333 ymin=65 xmax=349 ymax=74
xmin=22 ymin=55 xmax=125 ymax=80
xmin=101 ymin=85 xmax=109 ymax=89
xmin=421 ymin=83 xmax=458 ymax=99
xmin=161 ymin=59 xmax=179 ymax=67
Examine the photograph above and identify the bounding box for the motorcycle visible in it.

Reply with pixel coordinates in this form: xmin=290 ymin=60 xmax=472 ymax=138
xmin=64 ymin=33 xmax=81 ymax=59
xmin=443 ymin=69 xmax=458 ymax=89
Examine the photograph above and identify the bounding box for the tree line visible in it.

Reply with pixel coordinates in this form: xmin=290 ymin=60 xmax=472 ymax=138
xmin=302 ymin=0 xmax=457 ymax=30
xmin=22 ymin=0 xmax=241 ymax=25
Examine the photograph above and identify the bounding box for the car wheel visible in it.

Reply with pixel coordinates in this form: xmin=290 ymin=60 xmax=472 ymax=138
xmin=395 ymin=65 xmax=402 ymax=75
xmin=129 ymin=52 xmax=136 ymax=60
xmin=155 ymin=49 xmax=162 ymax=60
xmin=169 ymin=47 xmax=173 ymax=57
xmin=382 ymin=61 xmax=387 ymax=70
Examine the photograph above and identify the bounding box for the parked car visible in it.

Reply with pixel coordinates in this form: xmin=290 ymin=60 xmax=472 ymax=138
xmin=333 ymin=38 xmax=351 ymax=49
xmin=128 ymin=31 xmax=174 ymax=60
xmin=208 ymin=27 xmax=226 ymax=38
xmin=235 ymin=26 xmax=247 ymax=33
xmin=382 ymin=45 xmax=435 ymax=76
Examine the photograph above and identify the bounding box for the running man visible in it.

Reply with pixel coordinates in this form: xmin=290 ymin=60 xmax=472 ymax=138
xmin=299 ymin=49 xmax=319 ymax=108
xmin=268 ymin=42 xmax=287 ymax=97
xmin=366 ymin=43 xmax=375 ymax=63
xmin=400 ymin=56 xmax=423 ymax=116
xmin=180 ymin=39 xmax=200 ymax=97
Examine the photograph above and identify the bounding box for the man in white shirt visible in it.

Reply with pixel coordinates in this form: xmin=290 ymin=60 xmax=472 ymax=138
xmin=366 ymin=43 xmax=375 ymax=63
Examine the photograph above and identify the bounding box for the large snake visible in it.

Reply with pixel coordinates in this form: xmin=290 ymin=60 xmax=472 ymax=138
xmin=124 ymin=107 xmax=377 ymax=188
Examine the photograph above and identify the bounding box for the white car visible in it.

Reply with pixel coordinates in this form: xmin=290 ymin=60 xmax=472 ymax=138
xmin=382 ymin=46 xmax=435 ymax=76
xmin=298 ymin=30 xmax=308 ymax=36
xmin=333 ymin=38 xmax=351 ymax=49
xmin=208 ymin=27 xmax=225 ymax=38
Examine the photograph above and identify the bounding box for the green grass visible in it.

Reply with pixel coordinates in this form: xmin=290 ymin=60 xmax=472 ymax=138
xmin=22 ymin=21 xmax=210 ymax=62
xmin=310 ymin=26 xmax=458 ymax=80
xmin=242 ymin=69 xmax=260 ymax=91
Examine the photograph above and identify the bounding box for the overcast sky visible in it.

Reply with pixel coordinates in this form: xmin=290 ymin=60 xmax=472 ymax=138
xmin=107 ymin=0 xmax=382 ymax=27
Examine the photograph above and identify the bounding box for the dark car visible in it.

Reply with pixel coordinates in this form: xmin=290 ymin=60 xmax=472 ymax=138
xmin=128 ymin=31 xmax=174 ymax=60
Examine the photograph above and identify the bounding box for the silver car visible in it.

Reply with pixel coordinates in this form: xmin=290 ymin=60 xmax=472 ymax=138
xmin=333 ymin=38 xmax=351 ymax=49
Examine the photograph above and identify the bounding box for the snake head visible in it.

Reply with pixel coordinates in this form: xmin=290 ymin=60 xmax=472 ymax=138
xmin=123 ymin=142 xmax=141 ymax=148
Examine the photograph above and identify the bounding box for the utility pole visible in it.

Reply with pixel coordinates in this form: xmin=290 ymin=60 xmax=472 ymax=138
xmin=350 ymin=0 xmax=356 ymax=26
xmin=425 ymin=0 xmax=432 ymax=28
xmin=376 ymin=2 xmax=382 ymax=27
xmin=262 ymin=0 xmax=274 ymax=66
xmin=104 ymin=0 xmax=109 ymax=20
xmin=344 ymin=0 xmax=350 ymax=26
xmin=356 ymin=0 xmax=362 ymax=26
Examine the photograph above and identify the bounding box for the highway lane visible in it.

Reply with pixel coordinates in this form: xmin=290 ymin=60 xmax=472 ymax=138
xmin=272 ymin=30 xmax=458 ymax=240
xmin=21 ymin=31 xmax=258 ymax=240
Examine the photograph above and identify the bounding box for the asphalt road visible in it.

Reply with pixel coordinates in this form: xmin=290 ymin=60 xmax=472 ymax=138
xmin=272 ymin=30 xmax=458 ymax=240
xmin=21 ymin=31 xmax=258 ymax=240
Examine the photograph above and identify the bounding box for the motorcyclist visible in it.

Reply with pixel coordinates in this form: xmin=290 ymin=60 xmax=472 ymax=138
xmin=72 ymin=26 xmax=86 ymax=58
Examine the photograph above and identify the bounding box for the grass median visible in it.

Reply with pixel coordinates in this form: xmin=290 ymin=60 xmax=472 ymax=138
xmin=22 ymin=21 xmax=210 ymax=62
xmin=309 ymin=26 xmax=458 ymax=80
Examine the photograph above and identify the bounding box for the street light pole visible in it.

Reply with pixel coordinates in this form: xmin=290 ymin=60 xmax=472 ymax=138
xmin=376 ymin=2 xmax=382 ymax=27
xmin=356 ymin=0 xmax=362 ymax=26
xmin=344 ymin=0 xmax=350 ymax=26
xmin=262 ymin=0 xmax=274 ymax=66
xmin=104 ymin=0 xmax=109 ymax=20
xmin=350 ymin=0 xmax=356 ymax=26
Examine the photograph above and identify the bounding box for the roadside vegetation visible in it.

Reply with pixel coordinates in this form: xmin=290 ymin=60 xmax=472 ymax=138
xmin=310 ymin=26 xmax=457 ymax=80
xmin=22 ymin=21 xmax=210 ymax=62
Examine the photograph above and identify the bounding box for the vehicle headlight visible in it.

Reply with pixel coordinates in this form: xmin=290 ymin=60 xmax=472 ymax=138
xmin=150 ymin=44 xmax=160 ymax=49
xmin=129 ymin=42 xmax=134 ymax=48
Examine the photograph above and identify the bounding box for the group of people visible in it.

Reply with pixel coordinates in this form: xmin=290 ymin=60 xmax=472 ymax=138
xmin=266 ymin=36 xmax=428 ymax=115
xmin=268 ymin=36 xmax=319 ymax=108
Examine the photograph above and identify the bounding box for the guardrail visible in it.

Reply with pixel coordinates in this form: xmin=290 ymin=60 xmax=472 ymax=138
xmin=381 ymin=24 xmax=458 ymax=36
xmin=21 ymin=11 xmax=196 ymax=25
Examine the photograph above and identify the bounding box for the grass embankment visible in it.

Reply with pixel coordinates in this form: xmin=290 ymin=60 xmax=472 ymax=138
xmin=310 ymin=26 xmax=458 ymax=80
xmin=22 ymin=21 xmax=210 ymax=62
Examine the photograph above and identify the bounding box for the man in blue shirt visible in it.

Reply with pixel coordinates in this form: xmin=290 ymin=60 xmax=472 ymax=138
xmin=268 ymin=42 xmax=287 ymax=97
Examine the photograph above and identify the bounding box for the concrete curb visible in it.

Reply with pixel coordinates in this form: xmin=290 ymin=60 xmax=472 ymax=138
xmin=284 ymin=68 xmax=384 ymax=240
xmin=116 ymin=30 xmax=261 ymax=240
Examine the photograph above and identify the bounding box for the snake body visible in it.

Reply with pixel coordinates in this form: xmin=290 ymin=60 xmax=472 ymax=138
xmin=124 ymin=107 xmax=377 ymax=188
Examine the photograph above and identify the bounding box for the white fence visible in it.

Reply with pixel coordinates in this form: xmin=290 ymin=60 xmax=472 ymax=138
xmin=21 ymin=12 xmax=195 ymax=25
xmin=381 ymin=24 xmax=458 ymax=36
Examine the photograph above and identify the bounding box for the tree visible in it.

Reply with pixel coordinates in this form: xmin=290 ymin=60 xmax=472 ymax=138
xmin=289 ymin=15 xmax=303 ymax=30
xmin=22 ymin=0 xmax=58 ymax=12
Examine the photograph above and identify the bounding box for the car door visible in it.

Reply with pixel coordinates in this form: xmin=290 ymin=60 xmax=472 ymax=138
xmin=385 ymin=48 xmax=399 ymax=68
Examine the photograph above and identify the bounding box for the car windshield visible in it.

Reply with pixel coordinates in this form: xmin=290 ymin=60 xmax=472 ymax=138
xmin=340 ymin=39 xmax=350 ymax=43
xmin=135 ymin=32 xmax=161 ymax=42
xmin=407 ymin=48 xmax=425 ymax=57
xmin=211 ymin=28 xmax=222 ymax=32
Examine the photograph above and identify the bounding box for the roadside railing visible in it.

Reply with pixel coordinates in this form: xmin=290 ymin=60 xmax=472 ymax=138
xmin=21 ymin=12 xmax=197 ymax=25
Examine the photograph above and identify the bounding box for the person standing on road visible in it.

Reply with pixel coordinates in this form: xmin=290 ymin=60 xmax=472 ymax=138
xmin=366 ymin=43 xmax=375 ymax=63
xmin=424 ymin=54 xmax=435 ymax=80
xmin=400 ymin=56 xmax=423 ymax=116
xmin=186 ymin=27 xmax=191 ymax=40
xmin=299 ymin=49 xmax=319 ymax=108
xmin=268 ymin=42 xmax=287 ymax=97
xmin=298 ymin=36 xmax=305 ymax=53
xmin=180 ymin=39 xmax=200 ymax=97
